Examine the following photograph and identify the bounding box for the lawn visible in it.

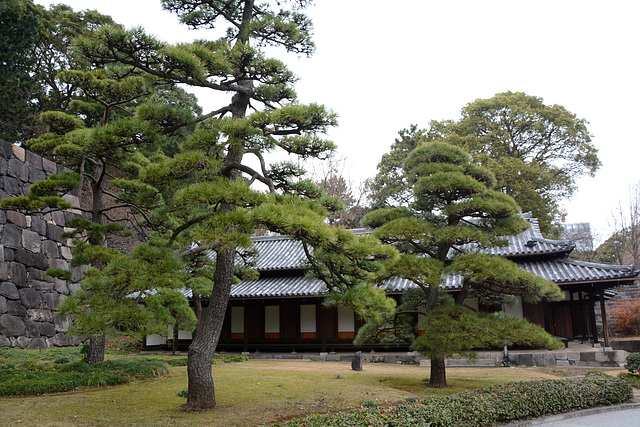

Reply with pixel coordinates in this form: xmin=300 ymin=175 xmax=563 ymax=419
xmin=0 ymin=352 xmax=609 ymax=427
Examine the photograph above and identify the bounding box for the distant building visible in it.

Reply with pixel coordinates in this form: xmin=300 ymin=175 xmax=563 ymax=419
xmin=562 ymin=222 xmax=593 ymax=252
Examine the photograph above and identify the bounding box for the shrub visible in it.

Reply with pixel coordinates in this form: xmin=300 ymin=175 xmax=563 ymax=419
xmin=625 ymin=352 xmax=640 ymax=374
xmin=0 ymin=348 xmax=170 ymax=396
xmin=274 ymin=372 xmax=632 ymax=427
xmin=611 ymin=297 xmax=640 ymax=336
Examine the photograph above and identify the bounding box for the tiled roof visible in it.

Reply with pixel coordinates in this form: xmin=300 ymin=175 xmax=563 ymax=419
xmin=217 ymin=257 xmax=638 ymax=299
xmin=231 ymin=275 xmax=322 ymax=298
xmin=485 ymin=214 xmax=575 ymax=258
xmin=518 ymin=258 xmax=639 ymax=284
xmin=251 ymin=235 xmax=309 ymax=271
xmin=247 ymin=216 xmax=575 ymax=272
xmin=185 ymin=214 xmax=638 ymax=299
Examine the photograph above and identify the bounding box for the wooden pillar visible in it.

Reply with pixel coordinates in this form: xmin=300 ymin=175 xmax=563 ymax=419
xmin=589 ymin=291 xmax=599 ymax=344
xmin=579 ymin=291 xmax=590 ymax=343
xmin=243 ymin=304 xmax=249 ymax=353
xmin=600 ymin=289 xmax=610 ymax=348
xmin=319 ymin=302 xmax=326 ymax=353
xmin=569 ymin=290 xmax=577 ymax=339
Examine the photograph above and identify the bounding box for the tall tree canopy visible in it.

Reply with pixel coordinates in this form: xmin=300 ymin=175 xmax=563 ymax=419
xmin=360 ymin=141 xmax=563 ymax=388
xmin=23 ymin=0 xmax=337 ymax=411
xmin=0 ymin=0 xmax=42 ymax=142
xmin=0 ymin=1 xmax=117 ymax=142
xmin=370 ymin=92 xmax=600 ymax=236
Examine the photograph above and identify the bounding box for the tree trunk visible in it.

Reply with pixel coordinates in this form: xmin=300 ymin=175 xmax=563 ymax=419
xmin=428 ymin=356 xmax=447 ymax=388
xmin=172 ymin=326 xmax=179 ymax=356
xmin=85 ymin=334 xmax=105 ymax=365
xmin=183 ymin=246 xmax=236 ymax=411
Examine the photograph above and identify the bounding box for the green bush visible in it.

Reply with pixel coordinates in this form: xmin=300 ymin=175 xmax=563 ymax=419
xmin=274 ymin=372 xmax=632 ymax=427
xmin=625 ymin=352 xmax=640 ymax=374
xmin=0 ymin=348 xmax=170 ymax=396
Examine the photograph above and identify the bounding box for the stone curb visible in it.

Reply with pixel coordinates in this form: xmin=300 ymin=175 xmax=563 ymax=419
xmin=504 ymin=402 xmax=640 ymax=426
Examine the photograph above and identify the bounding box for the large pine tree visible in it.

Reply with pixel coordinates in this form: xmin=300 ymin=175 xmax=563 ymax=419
xmin=361 ymin=141 xmax=563 ymax=388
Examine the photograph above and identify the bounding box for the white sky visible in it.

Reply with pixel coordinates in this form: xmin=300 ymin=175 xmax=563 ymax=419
xmin=35 ymin=0 xmax=640 ymax=242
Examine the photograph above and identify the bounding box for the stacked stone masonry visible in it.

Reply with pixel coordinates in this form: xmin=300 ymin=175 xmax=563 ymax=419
xmin=0 ymin=139 xmax=83 ymax=349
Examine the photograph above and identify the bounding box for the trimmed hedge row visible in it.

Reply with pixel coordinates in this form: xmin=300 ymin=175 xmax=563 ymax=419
xmin=274 ymin=372 xmax=632 ymax=427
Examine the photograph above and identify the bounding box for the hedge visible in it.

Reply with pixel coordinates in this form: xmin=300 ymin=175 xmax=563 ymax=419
xmin=274 ymin=372 xmax=632 ymax=426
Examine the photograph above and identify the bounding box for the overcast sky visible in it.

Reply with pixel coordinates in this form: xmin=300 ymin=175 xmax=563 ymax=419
xmin=35 ymin=0 xmax=640 ymax=242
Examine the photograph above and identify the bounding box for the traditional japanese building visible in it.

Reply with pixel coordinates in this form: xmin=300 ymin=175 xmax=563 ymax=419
xmin=145 ymin=214 xmax=639 ymax=352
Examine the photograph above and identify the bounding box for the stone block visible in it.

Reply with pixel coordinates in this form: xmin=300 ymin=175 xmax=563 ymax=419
xmin=555 ymin=352 xmax=568 ymax=360
xmin=614 ymin=350 xmax=629 ymax=363
xmin=51 ymin=211 xmax=66 ymax=226
xmin=27 ymin=309 xmax=53 ymax=323
xmin=556 ymin=359 xmax=571 ymax=366
xmin=62 ymin=194 xmax=80 ymax=209
xmin=51 ymin=333 xmax=70 ymax=347
xmin=519 ymin=354 xmax=534 ymax=366
xmin=580 ymin=352 xmax=596 ymax=362
xmin=7 ymin=300 xmax=26 ymax=317
xmin=40 ymin=322 xmax=55 ymax=337
xmin=308 ymin=355 xmax=327 ymax=361
xmin=42 ymin=157 xmax=57 ymax=175
xmin=0 ymin=263 xmax=7 ymax=281
xmin=25 ymin=149 xmax=42 ymax=169
xmin=28 ymin=337 xmax=48 ymax=349
xmin=532 ymin=353 xmax=557 ymax=366
xmin=567 ymin=352 xmax=581 ymax=361
xmin=19 ymin=287 xmax=40 ymax=309
xmin=507 ymin=353 xmax=520 ymax=365
xmin=0 ymin=314 xmax=26 ymax=336
xmin=384 ymin=354 xmax=397 ymax=364
xmin=6 ymin=210 xmax=27 ymax=228
xmin=1 ymin=223 xmax=22 ymax=249
xmin=54 ymin=314 xmax=72 ymax=332
xmin=30 ymin=216 xmax=47 ymax=235
xmin=2 ymin=176 xmax=20 ymax=195
xmin=11 ymin=144 xmax=26 ymax=162
xmin=0 ymin=282 xmax=19 ymax=299
xmin=42 ymin=240 xmax=59 ymax=259
xmin=67 ymin=282 xmax=81 ymax=294
xmin=31 ymin=253 xmax=48 ymax=270
xmin=0 ymin=295 xmax=6 ymax=314
xmin=4 ymin=247 xmax=14 ymax=261
xmin=0 ymin=245 xmax=3 ymax=262
xmin=25 ymin=319 xmax=40 ymax=337
xmin=16 ymin=336 xmax=30 ymax=348
xmin=50 ymin=258 xmax=68 ymax=271
xmin=71 ymin=265 xmax=88 ymax=282
xmin=60 ymin=245 xmax=72 ymax=260
xmin=0 ymin=334 xmax=11 ymax=348
xmin=29 ymin=167 xmax=47 ymax=184
xmin=22 ymin=229 xmax=41 ymax=253
xmin=419 ymin=359 xmax=430 ymax=367
xmin=46 ymin=224 xmax=64 ymax=243
xmin=8 ymin=158 xmax=29 ymax=181
xmin=0 ymin=156 xmax=6 ymax=175
xmin=28 ymin=268 xmax=47 ymax=281
xmin=15 ymin=248 xmax=35 ymax=267
xmin=41 ymin=292 xmax=60 ymax=309
xmin=54 ymin=280 xmax=69 ymax=295
xmin=352 ymin=351 xmax=363 ymax=371
xmin=9 ymin=262 xmax=27 ymax=286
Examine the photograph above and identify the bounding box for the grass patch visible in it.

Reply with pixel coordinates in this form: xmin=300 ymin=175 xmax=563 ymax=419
xmin=0 ymin=348 xmax=247 ymax=397
xmin=619 ymin=373 xmax=640 ymax=389
xmin=0 ymin=357 xmax=593 ymax=426
xmin=0 ymin=348 xmax=169 ymax=396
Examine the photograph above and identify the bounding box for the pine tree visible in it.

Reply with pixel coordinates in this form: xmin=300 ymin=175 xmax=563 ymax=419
xmin=361 ymin=141 xmax=563 ymax=388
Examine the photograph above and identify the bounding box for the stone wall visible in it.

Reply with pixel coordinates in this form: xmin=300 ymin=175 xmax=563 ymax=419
xmin=0 ymin=139 xmax=83 ymax=349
